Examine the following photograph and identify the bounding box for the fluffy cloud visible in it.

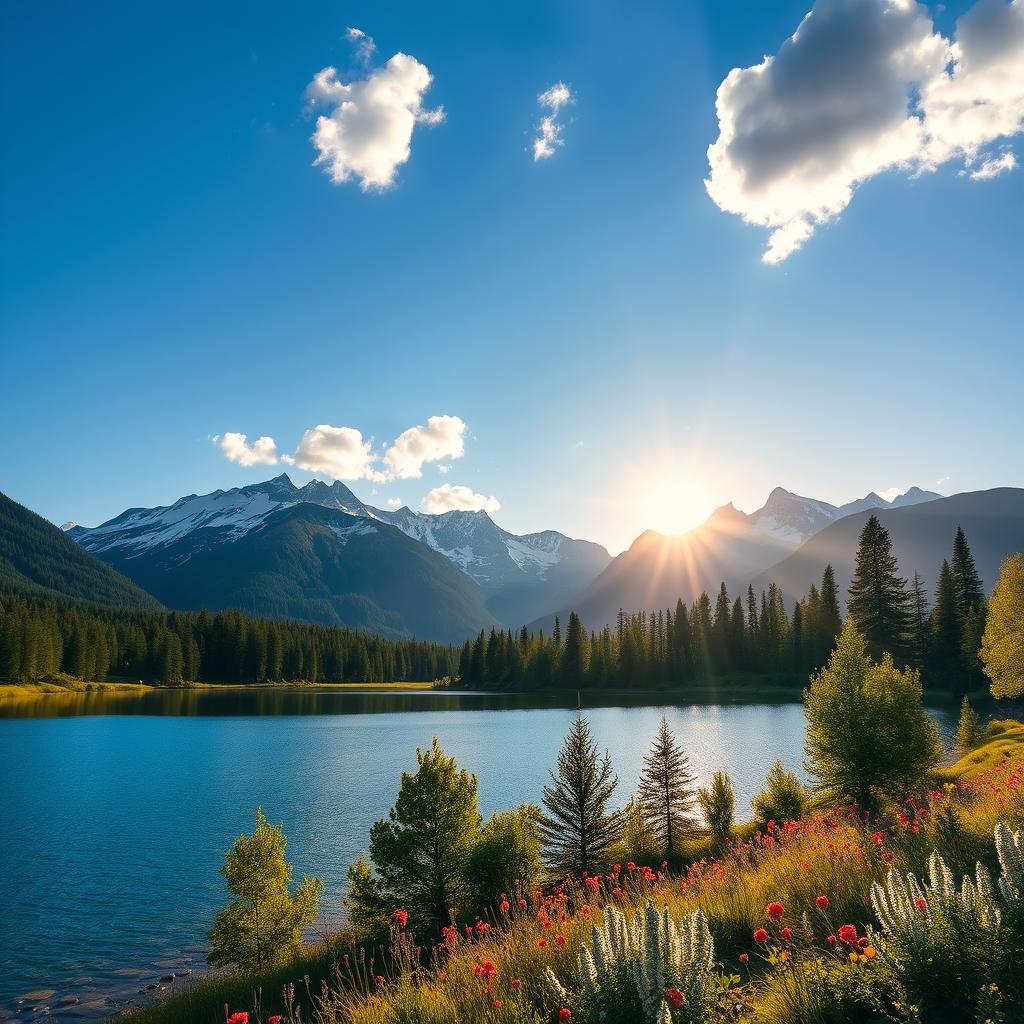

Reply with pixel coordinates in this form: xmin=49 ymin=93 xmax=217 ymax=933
xmin=306 ymin=33 xmax=445 ymax=190
xmin=706 ymin=0 xmax=1024 ymax=262
xmin=291 ymin=424 xmax=385 ymax=481
xmin=345 ymin=26 xmax=377 ymax=65
xmin=384 ymin=414 xmax=466 ymax=479
xmin=421 ymin=484 xmax=501 ymax=515
xmin=967 ymin=149 xmax=1018 ymax=178
xmin=213 ymin=432 xmax=278 ymax=467
xmin=385 ymin=497 xmax=403 ymax=508
xmin=533 ymin=81 xmax=573 ymax=160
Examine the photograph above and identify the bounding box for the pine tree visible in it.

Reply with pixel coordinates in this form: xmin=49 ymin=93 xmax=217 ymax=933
xmin=908 ymin=571 xmax=931 ymax=670
xmin=636 ymin=716 xmax=696 ymax=857
xmin=539 ymin=715 xmax=620 ymax=876
xmin=819 ymin=565 xmax=842 ymax=646
xmin=561 ymin=612 xmax=588 ymax=687
xmin=846 ymin=515 xmax=911 ymax=660
xmin=956 ymin=695 xmax=984 ymax=754
xmin=208 ymin=808 xmax=323 ymax=971
xmin=697 ymin=771 xmax=734 ymax=855
xmin=929 ymin=560 xmax=962 ymax=689
xmin=951 ymin=526 xmax=984 ymax=617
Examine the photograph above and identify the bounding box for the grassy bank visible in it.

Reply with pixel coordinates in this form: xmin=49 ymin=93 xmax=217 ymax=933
xmin=0 ymin=674 xmax=153 ymax=700
xmin=120 ymin=721 xmax=1024 ymax=1024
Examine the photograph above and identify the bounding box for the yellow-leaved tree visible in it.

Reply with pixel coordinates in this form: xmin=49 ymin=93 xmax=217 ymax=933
xmin=980 ymin=553 xmax=1024 ymax=699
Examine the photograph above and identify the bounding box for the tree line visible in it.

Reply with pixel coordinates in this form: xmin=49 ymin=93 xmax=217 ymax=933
xmin=0 ymin=595 xmax=458 ymax=685
xmin=460 ymin=518 xmax=993 ymax=692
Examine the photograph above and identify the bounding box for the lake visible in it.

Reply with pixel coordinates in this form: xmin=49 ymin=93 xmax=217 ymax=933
xmin=0 ymin=688 xmax=973 ymax=1021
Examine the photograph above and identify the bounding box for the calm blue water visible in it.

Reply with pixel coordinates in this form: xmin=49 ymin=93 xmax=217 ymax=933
xmin=0 ymin=689 xmax=967 ymax=1021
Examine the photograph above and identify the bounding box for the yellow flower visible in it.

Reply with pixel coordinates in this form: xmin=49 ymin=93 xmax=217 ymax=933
xmin=780 ymin=950 xmax=791 ymax=962
xmin=849 ymin=952 xmax=859 ymax=962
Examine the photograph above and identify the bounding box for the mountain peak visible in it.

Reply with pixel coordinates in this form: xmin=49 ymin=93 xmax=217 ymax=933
xmin=707 ymin=501 xmax=748 ymax=525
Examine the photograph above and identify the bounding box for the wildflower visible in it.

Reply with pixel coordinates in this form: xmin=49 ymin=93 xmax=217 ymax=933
xmin=555 ymin=934 xmax=567 ymax=946
xmin=612 ymin=887 xmax=622 ymax=897
xmin=268 ymin=1018 xmax=281 ymax=1024
xmin=754 ymin=928 xmax=769 ymax=944
xmin=393 ymin=908 xmax=409 ymax=928
xmin=499 ymin=900 xmax=510 ymax=913
xmin=613 ymin=864 xmax=621 ymax=873
xmin=827 ymin=935 xmax=836 ymax=944
xmin=838 ymin=924 xmax=858 ymax=945
xmin=474 ymin=961 xmax=497 ymax=980
xmin=871 ymin=830 xmax=884 ymax=845
xmin=538 ymin=938 xmax=548 ymax=947
xmin=781 ymin=927 xmax=792 ymax=939
xmin=518 ymin=898 xmax=528 ymax=908
xmin=815 ymin=895 xmax=829 ymax=909
xmin=374 ymin=975 xmax=384 ymax=987
xmin=767 ymin=901 xmax=785 ymax=919
xmin=627 ymin=861 xmax=637 ymax=871
xmin=494 ymin=999 xmax=502 ymax=1009
xmin=465 ymin=925 xmax=474 ymax=937
xmin=512 ymin=979 xmax=522 ymax=988
xmin=849 ymin=952 xmax=859 ymax=962
xmin=863 ymin=946 xmax=877 ymax=959
xmin=226 ymin=1014 xmax=249 ymax=1024
xmin=739 ymin=953 xmax=749 ymax=963
xmin=779 ymin=950 xmax=791 ymax=962
xmin=666 ymin=989 xmax=684 ymax=1010
xmin=559 ymin=1011 xmax=572 ymax=1021
xmin=914 ymin=897 xmax=927 ymax=912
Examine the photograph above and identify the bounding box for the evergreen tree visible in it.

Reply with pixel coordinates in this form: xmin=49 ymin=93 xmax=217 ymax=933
xmin=908 ymin=571 xmax=931 ymax=670
xmin=929 ymin=561 xmax=962 ymax=689
xmin=751 ymin=761 xmax=810 ymax=828
xmin=561 ymin=612 xmax=588 ymax=687
xmin=846 ymin=515 xmax=911 ymax=660
xmin=636 ymin=716 xmax=696 ymax=857
xmin=539 ymin=715 xmax=620 ymax=876
xmin=367 ymin=739 xmax=482 ymax=931
xmin=820 ymin=564 xmax=842 ymax=643
xmin=208 ymin=808 xmax=323 ymax=972
xmin=804 ymin=620 xmax=939 ymax=814
xmin=951 ymin=526 xmax=984 ymax=617
xmin=956 ymin=695 xmax=984 ymax=754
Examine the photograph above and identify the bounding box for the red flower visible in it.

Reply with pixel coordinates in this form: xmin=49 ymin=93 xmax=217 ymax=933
xmin=767 ymin=901 xmax=785 ymax=920
xmin=494 ymin=999 xmax=502 ymax=1009
xmin=226 ymin=1014 xmax=249 ymax=1024
xmin=512 ymin=978 xmax=522 ymax=988
xmin=374 ymin=975 xmax=384 ymax=987
xmin=837 ymin=924 xmax=858 ymax=945
xmin=267 ymin=1018 xmax=282 ymax=1024
xmin=815 ymin=895 xmax=829 ymax=909
xmin=613 ymin=864 xmax=621 ymax=873
xmin=559 ymin=1011 xmax=572 ymax=1021
xmin=914 ymin=897 xmax=927 ymax=912
xmin=739 ymin=953 xmax=749 ymax=963
xmin=473 ymin=960 xmax=497 ymax=980
xmin=781 ymin=927 xmax=792 ymax=939
xmin=827 ymin=935 xmax=836 ymax=944
xmin=393 ymin=908 xmax=409 ymax=928
xmin=555 ymin=934 xmax=567 ymax=946
xmin=538 ymin=938 xmax=548 ymax=947
xmin=627 ymin=861 xmax=637 ymax=871
xmin=754 ymin=928 xmax=769 ymax=944
xmin=518 ymin=898 xmax=528 ymax=908
xmin=666 ymin=989 xmax=684 ymax=1010
xmin=499 ymin=900 xmax=510 ymax=913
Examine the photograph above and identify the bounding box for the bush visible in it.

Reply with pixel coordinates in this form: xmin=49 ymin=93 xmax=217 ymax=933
xmin=609 ymin=797 xmax=664 ymax=869
xmin=697 ymin=771 xmax=735 ymax=855
xmin=465 ymin=804 xmax=543 ymax=911
xmin=751 ymin=761 xmax=810 ymax=830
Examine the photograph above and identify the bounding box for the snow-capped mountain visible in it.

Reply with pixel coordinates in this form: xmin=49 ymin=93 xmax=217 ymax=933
xmin=69 ymin=474 xmax=611 ymax=627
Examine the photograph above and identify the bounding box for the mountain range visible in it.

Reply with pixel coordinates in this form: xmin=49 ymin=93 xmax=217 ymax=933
xmin=39 ymin=476 xmax=1024 ymax=642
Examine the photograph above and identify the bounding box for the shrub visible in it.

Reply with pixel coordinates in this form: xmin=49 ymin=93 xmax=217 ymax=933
xmin=751 ymin=761 xmax=810 ymax=830
xmin=609 ymin=798 xmax=664 ymax=869
xmin=465 ymin=804 xmax=543 ymax=911
xmin=697 ymin=771 xmax=735 ymax=856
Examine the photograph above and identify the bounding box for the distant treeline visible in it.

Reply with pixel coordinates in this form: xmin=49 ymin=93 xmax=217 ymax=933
xmin=459 ymin=519 xmax=989 ymax=692
xmin=0 ymin=596 xmax=458 ymax=685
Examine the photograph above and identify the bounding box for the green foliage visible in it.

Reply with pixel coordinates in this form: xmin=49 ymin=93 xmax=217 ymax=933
xmin=367 ymin=738 xmax=482 ymax=932
xmin=751 ymin=760 xmax=810 ymax=829
xmin=609 ymin=797 xmax=664 ymax=867
xmin=958 ymin=695 xmax=985 ymax=754
xmin=637 ymin=715 xmax=697 ymax=856
xmin=344 ymin=856 xmax=390 ymax=938
xmin=804 ymin=619 xmax=940 ymax=813
xmin=539 ymin=714 xmax=621 ymax=876
xmin=846 ymin=514 xmax=912 ymax=661
xmin=981 ymin=553 xmax=1024 ymax=699
xmin=0 ymin=593 xmax=456 ymax=685
xmin=930 ymin=560 xmax=963 ymax=689
xmin=464 ymin=804 xmax=543 ymax=910
xmin=697 ymin=770 xmax=735 ymax=855
xmin=208 ymin=807 xmax=323 ymax=973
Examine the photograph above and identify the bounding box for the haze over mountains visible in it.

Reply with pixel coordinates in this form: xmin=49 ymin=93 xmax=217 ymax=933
xmin=24 ymin=476 xmax=1021 ymax=642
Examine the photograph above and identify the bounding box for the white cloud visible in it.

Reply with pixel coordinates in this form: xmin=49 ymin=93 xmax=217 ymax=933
xmin=384 ymin=414 xmax=466 ymax=479
xmin=213 ymin=432 xmax=279 ymax=467
xmin=305 ymin=42 xmax=444 ymax=190
xmin=533 ymin=81 xmax=573 ymax=160
xmin=292 ymin=424 xmax=386 ymax=481
xmin=966 ymin=149 xmax=1018 ymax=178
xmin=386 ymin=497 xmax=403 ymax=508
xmin=437 ymin=463 xmax=451 ymax=474
xmin=346 ymin=26 xmax=377 ymax=65
xmin=421 ymin=484 xmax=501 ymax=515
xmin=706 ymin=0 xmax=1024 ymax=262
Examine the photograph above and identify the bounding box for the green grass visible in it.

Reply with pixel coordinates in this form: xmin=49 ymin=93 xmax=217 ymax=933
xmin=934 ymin=718 xmax=1024 ymax=781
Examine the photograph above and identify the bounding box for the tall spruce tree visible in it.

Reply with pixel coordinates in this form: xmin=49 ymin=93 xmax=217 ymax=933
xmin=930 ymin=560 xmax=962 ymax=689
xmin=561 ymin=612 xmax=588 ymax=687
xmin=539 ymin=715 xmax=620 ymax=876
xmin=820 ymin=565 xmax=842 ymax=645
xmin=909 ymin=571 xmax=931 ymax=670
xmin=846 ymin=515 xmax=911 ymax=660
xmin=951 ymin=526 xmax=984 ymax=617
xmin=636 ymin=716 xmax=696 ymax=857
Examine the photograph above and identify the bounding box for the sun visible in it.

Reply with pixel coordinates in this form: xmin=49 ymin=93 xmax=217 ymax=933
xmin=637 ymin=476 xmax=714 ymax=537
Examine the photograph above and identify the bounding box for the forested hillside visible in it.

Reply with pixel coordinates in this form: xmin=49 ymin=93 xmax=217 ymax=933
xmin=0 ymin=492 xmax=162 ymax=610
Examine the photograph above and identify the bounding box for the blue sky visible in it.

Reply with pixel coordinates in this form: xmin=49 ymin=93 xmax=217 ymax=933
xmin=2 ymin=0 xmax=1022 ymax=553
